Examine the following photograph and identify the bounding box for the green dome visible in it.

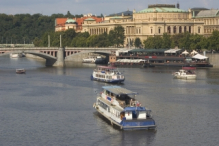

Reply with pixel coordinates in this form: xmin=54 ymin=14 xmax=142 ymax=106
xmin=66 ymin=18 xmax=76 ymax=24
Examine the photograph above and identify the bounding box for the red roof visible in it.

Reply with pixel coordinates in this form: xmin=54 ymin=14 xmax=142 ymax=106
xmin=55 ymin=16 xmax=104 ymax=31
xmin=56 ymin=18 xmax=67 ymax=27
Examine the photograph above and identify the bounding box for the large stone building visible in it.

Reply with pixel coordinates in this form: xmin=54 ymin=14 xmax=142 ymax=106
xmin=80 ymin=4 xmax=219 ymax=46
xmin=191 ymin=8 xmax=219 ymax=36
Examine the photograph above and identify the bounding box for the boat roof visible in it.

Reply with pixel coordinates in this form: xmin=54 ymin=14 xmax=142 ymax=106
xmin=97 ymin=66 xmax=116 ymax=69
xmin=128 ymin=48 xmax=168 ymax=53
xmin=102 ymin=86 xmax=138 ymax=95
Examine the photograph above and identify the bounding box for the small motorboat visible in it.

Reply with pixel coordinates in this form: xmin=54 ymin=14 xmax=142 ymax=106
xmin=93 ymin=86 xmax=156 ymax=130
xmin=16 ymin=69 xmax=26 ymax=74
xmin=173 ymin=67 xmax=196 ymax=80
xmin=10 ymin=53 xmax=22 ymax=58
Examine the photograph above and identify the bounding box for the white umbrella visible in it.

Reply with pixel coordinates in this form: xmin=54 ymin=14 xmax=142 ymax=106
xmin=191 ymin=50 xmax=198 ymax=55
xmin=192 ymin=54 xmax=208 ymax=60
xmin=182 ymin=50 xmax=189 ymax=55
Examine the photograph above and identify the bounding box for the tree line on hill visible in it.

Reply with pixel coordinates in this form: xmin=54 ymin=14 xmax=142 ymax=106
xmin=0 ymin=12 xmax=219 ymax=51
xmin=0 ymin=12 xmax=83 ymax=44
xmin=34 ymin=25 xmax=125 ymax=48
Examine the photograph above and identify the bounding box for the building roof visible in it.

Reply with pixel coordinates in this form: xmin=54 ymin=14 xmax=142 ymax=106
xmin=110 ymin=16 xmax=125 ymax=19
xmin=66 ymin=18 xmax=76 ymax=24
xmin=137 ymin=7 xmax=187 ymax=13
xmin=108 ymin=10 xmax=133 ymax=16
xmin=55 ymin=18 xmax=67 ymax=26
xmin=191 ymin=7 xmax=209 ymax=10
xmin=196 ymin=9 xmax=219 ymax=18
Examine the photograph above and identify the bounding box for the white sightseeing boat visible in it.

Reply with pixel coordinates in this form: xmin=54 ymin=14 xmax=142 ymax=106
xmin=173 ymin=67 xmax=196 ymax=80
xmin=91 ymin=66 xmax=125 ymax=83
xmin=93 ymin=86 xmax=156 ymax=130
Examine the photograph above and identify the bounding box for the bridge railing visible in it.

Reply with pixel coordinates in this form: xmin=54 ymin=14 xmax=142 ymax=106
xmin=0 ymin=47 xmax=121 ymax=51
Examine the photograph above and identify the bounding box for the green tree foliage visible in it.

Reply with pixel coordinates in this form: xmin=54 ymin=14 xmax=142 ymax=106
xmin=62 ymin=29 xmax=76 ymax=47
xmin=162 ymin=33 xmax=171 ymax=49
xmin=86 ymin=35 xmax=98 ymax=47
xmin=109 ymin=25 xmax=125 ymax=47
xmin=207 ymin=30 xmax=219 ymax=51
xmin=0 ymin=13 xmax=54 ymax=44
xmin=143 ymin=36 xmax=163 ymax=49
xmin=134 ymin=37 xmax=142 ymax=48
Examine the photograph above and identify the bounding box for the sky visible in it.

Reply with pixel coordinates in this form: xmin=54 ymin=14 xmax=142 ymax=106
xmin=0 ymin=0 xmax=218 ymax=16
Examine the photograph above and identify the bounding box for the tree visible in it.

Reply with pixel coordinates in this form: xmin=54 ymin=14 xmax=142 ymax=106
xmin=143 ymin=36 xmax=163 ymax=49
xmin=62 ymin=29 xmax=76 ymax=47
xmin=162 ymin=33 xmax=171 ymax=48
xmin=109 ymin=25 xmax=125 ymax=47
xmin=134 ymin=37 xmax=142 ymax=48
xmin=178 ymin=32 xmax=191 ymax=50
xmin=208 ymin=30 xmax=219 ymax=51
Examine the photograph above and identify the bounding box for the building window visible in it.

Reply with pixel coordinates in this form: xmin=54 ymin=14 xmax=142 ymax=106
xmin=173 ymin=26 xmax=176 ymax=33
xmin=151 ymin=28 xmax=153 ymax=34
xmin=167 ymin=26 xmax=171 ymax=33
xmin=189 ymin=26 xmax=191 ymax=33
xmin=198 ymin=27 xmax=201 ymax=33
xmin=184 ymin=26 xmax=187 ymax=32
xmin=158 ymin=28 xmax=161 ymax=34
xmin=179 ymin=26 xmax=182 ymax=33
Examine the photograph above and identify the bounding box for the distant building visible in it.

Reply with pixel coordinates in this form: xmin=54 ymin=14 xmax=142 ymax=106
xmin=55 ymin=14 xmax=104 ymax=32
xmin=191 ymin=8 xmax=219 ymax=36
xmin=82 ymin=3 xmax=207 ymax=46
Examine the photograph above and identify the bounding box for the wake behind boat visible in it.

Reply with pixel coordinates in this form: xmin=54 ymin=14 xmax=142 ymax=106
xmin=91 ymin=66 xmax=125 ymax=83
xmin=93 ymin=86 xmax=156 ymax=130
xmin=173 ymin=67 xmax=196 ymax=80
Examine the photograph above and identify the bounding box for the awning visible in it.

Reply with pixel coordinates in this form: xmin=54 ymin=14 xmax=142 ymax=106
xmin=128 ymin=49 xmax=168 ymax=53
xmin=191 ymin=50 xmax=198 ymax=55
xmin=192 ymin=54 xmax=208 ymax=60
xmin=164 ymin=48 xmax=181 ymax=53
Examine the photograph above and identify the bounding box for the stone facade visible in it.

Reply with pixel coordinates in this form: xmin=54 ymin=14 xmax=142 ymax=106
xmin=80 ymin=4 xmax=219 ymax=46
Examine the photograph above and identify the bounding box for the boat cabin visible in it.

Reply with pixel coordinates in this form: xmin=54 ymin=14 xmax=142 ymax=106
xmin=101 ymin=86 xmax=151 ymax=120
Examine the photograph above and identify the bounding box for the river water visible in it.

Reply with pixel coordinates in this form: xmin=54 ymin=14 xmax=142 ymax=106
xmin=0 ymin=55 xmax=219 ymax=146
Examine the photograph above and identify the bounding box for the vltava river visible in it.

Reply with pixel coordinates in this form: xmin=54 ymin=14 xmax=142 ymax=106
xmin=0 ymin=56 xmax=219 ymax=146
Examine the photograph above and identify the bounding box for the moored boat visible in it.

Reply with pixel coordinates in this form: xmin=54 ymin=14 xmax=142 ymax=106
xmin=10 ymin=53 xmax=22 ymax=58
xmin=91 ymin=66 xmax=125 ymax=83
xmin=93 ymin=86 xmax=156 ymax=130
xmin=173 ymin=67 xmax=196 ymax=79
xmin=109 ymin=48 xmax=213 ymax=68
xmin=83 ymin=56 xmax=106 ymax=64
xmin=16 ymin=69 xmax=26 ymax=74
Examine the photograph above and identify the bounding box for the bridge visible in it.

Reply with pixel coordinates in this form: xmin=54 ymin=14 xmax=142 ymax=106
xmin=0 ymin=47 xmax=119 ymax=66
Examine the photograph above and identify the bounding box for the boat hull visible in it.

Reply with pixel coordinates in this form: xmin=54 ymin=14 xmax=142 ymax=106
xmin=91 ymin=75 xmax=125 ymax=83
xmin=174 ymin=75 xmax=196 ymax=80
xmin=94 ymin=103 xmax=156 ymax=130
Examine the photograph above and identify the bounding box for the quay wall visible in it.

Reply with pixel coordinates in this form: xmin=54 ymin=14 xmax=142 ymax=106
xmin=207 ymin=53 xmax=219 ymax=68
